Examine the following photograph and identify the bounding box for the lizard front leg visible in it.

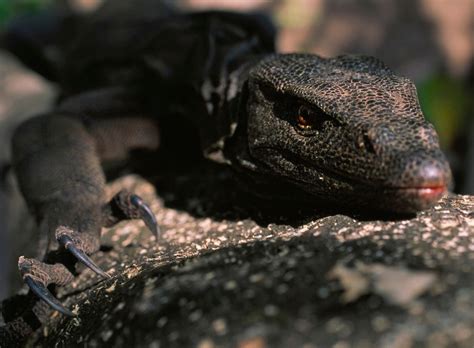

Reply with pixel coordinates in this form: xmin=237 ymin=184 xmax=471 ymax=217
xmin=11 ymin=112 xmax=159 ymax=316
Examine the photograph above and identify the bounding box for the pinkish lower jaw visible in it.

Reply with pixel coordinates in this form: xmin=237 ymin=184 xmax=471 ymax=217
xmin=400 ymin=185 xmax=447 ymax=201
xmin=391 ymin=183 xmax=448 ymax=213
xmin=390 ymin=160 xmax=452 ymax=212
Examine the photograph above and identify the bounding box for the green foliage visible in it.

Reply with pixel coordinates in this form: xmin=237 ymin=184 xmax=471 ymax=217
xmin=0 ymin=0 xmax=52 ymax=28
xmin=418 ymin=75 xmax=470 ymax=149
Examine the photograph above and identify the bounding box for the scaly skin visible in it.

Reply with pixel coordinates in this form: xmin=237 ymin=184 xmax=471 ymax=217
xmin=1 ymin=0 xmax=451 ymax=342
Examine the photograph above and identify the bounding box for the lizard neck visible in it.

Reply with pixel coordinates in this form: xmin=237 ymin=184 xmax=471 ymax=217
xmin=144 ymin=11 xmax=276 ymax=162
xmin=200 ymin=54 xmax=264 ymax=163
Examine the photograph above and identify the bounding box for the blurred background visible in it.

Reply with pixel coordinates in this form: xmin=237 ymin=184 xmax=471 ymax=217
xmin=0 ymin=0 xmax=472 ymax=299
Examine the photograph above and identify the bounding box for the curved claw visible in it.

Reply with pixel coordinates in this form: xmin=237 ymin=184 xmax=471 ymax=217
xmin=57 ymin=235 xmax=111 ymax=279
xmin=130 ymin=194 xmax=160 ymax=239
xmin=24 ymin=276 xmax=75 ymax=316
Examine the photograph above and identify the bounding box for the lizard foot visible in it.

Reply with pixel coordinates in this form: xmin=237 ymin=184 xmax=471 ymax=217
xmin=18 ymin=256 xmax=75 ymax=316
xmin=19 ymin=192 xmax=157 ymax=317
xmin=103 ymin=190 xmax=160 ymax=239
xmin=19 ymin=226 xmax=113 ymax=317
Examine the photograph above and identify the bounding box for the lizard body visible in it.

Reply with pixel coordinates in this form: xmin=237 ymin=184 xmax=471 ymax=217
xmin=0 ymin=0 xmax=451 ymax=342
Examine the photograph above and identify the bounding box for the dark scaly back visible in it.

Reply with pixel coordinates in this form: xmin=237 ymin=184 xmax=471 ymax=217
xmin=56 ymin=5 xmax=276 ymax=154
xmin=134 ymin=11 xmax=276 ymax=157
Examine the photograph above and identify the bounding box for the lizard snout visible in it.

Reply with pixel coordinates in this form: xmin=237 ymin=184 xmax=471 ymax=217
xmin=400 ymin=156 xmax=451 ymax=189
xmin=388 ymin=154 xmax=452 ymax=212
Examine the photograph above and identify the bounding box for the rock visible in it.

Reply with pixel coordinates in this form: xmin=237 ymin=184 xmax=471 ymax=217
xmin=11 ymin=165 xmax=473 ymax=347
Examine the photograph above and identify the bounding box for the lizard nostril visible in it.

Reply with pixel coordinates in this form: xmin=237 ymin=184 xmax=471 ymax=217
xmin=363 ymin=133 xmax=376 ymax=154
xmin=357 ymin=133 xmax=376 ymax=154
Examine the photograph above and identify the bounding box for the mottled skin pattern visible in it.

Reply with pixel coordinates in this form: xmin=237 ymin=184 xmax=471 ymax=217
xmin=0 ymin=0 xmax=451 ymax=344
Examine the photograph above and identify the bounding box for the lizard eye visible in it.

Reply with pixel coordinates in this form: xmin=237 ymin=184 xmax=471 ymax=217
xmin=296 ymin=105 xmax=323 ymax=131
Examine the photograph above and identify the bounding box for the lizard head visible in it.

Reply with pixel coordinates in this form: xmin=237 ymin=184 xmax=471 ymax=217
xmin=241 ymin=53 xmax=452 ymax=213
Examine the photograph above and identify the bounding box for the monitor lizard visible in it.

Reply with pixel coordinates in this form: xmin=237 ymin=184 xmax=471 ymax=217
xmin=0 ymin=0 xmax=451 ymax=341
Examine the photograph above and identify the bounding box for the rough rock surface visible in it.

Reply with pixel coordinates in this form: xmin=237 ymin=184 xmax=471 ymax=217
xmin=14 ymin=163 xmax=474 ymax=348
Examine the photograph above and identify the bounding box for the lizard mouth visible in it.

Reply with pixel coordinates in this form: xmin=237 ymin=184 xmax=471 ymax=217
xmin=250 ymin=147 xmax=450 ymax=213
xmin=291 ymin=154 xmax=449 ymax=201
xmin=390 ymin=184 xmax=447 ymax=203
xmin=393 ymin=184 xmax=446 ymax=197
xmin=395 ymin=185 xmax=446 ymax=196
xmin=377 ymin=179 xmax=448 ymax=213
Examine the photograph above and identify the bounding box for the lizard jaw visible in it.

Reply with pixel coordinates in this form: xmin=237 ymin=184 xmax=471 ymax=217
xmin=246 ymin=144 xmax=451 ymax=213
